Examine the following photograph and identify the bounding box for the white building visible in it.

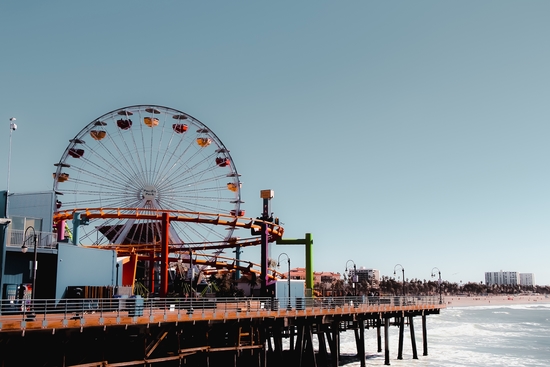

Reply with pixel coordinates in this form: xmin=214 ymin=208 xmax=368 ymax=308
xmin=519 ymin=273 xmax=536 ymax=286
xmin=349 ymin=267 xmax=380 ymax=284
xmin=485 ymin=271 xmax=520 ymax=286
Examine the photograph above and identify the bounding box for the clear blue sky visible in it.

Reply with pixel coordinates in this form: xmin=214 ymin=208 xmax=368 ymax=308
xmin=2 ymin=1 xmax=550 ymax=285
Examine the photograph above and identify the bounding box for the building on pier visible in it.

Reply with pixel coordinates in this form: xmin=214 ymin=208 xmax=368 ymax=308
xmin=0 ymin=190 xmax=120 ymax=303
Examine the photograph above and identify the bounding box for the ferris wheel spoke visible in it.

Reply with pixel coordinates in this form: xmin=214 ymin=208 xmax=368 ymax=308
xmin=97 ymin=136 xmax=148 ymax=188
xmin=162 ymin=197 xmax=230 ymax=214
xmin=154 ymin=143 xmax=215 ymax=190
xmin=111 ymin=118 xmax=148 ymax=185
xmin=60 ymin=179 xmax=134 ymax=203
xmin=153 ymin=118 xmax=208 ymax=182
xmin=177 ymin=221 xmax=227 ymax=243
xmin=151 ymin=124 xmax=184 ymax=188
xmin=81 ymin=139 xmax=145 ymax=188
xmin=164 ymin=172 xmax=230 ymax=194
xmin=153 ymin=133 xmax=191 ymax=184
xmin=64 ymin=164 xmax=139 ymax=194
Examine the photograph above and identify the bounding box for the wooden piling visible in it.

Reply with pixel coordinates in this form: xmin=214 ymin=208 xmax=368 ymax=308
xmin=317 ymin=331 xmax=329 ymax=364
xmin=409 ymin=315 xmax=418 ymax=359
xmin=377 ymin=317 xmax=382 ymax=352
xmin=422 ymin=313 xmax=428 ymax=356
xmin=384 ymin=317 xmax=390 ymax=366
xmin=331 ymin=321 xmax=340 ymax=367
xmin=397 ymin=316 xmax=404 ymax=360
xmin=358 ymin=320 xmax=366 ymax=367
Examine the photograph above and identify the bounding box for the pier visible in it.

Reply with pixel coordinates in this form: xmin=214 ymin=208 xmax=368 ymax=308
xmin=0 ymin=295 xmax=443 ymax=366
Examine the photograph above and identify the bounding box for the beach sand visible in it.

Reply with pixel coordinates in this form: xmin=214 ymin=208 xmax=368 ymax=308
xmin=444 ymin=295 xmax=550 ymax=307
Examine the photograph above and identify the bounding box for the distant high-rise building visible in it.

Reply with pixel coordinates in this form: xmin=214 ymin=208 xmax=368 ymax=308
xmin=485 ymin=271 xmax=519 ymax=286
xmin=519 ymin=273 xmax=536 ymax=286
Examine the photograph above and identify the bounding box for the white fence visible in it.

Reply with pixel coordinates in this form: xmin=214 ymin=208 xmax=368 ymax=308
xmin=6 ymin=229 xmax=57 ymax=249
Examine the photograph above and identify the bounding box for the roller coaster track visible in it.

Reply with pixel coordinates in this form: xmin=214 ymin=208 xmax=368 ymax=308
xmin=53 ymin=208 xmax=285 ymax=275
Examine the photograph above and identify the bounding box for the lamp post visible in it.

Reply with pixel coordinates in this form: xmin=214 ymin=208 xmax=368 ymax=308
xmin=394 ymin=264 xmax=405 ymax=296
xmin=431 ymin=267 xmax=442 ymax=304
xmin=21 ymin=226 xmax=38 ymax=300
xmin=187 ymin=249 xmax=194 ymax=314
xmin=345 ymin=260 xmax=357 ymax=296
xmin=5 ymin=118 xmax=17 ymax=217
xmin=277 ymin=253 xmax=291 ymax=310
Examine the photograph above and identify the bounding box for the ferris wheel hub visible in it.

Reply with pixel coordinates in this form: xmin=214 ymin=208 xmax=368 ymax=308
xmin=141 ymin=185 xmax=158 ymax=201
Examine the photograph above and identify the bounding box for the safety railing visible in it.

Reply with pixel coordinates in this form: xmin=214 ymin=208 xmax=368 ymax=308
xmin=6 ymin=229 xmax=57 ymax=249
xmin=0 ymin=295 xmax=444 ymax=330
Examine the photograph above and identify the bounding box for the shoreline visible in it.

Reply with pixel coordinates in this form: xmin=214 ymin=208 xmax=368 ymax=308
xmin=443 ymin=295 xmax=550 ymax=308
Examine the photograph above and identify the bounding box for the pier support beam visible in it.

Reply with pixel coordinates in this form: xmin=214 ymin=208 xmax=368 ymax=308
xmin=397 ymin=317 xmax=404 ymax=360
xmin=377 ymin=318 xmax=382 ymax=353
xmin=422 ymin=314 xmax=428 ymax=356
xmin=330 ymin=321 xmax=340 ymax=367
xmin=358 ymin=320 xmax=366 ymax=367
xmin=384 ymin=318 xmax=390 ymax=366
xmin=318 ymin=331 xmax=329 ymax=364
xmin=409 ymin=315 xmax=418 ymax=359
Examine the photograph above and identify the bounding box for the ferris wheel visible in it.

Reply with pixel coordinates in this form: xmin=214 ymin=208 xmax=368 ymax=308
xmin=53 ymin=105 xmax=243 ymax=250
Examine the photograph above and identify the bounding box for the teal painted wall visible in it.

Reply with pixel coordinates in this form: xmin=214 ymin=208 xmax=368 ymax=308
xmin=56 ymin=244 xmax=117 ymax=299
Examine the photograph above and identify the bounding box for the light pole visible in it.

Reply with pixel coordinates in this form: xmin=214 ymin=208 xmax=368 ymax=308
xmin=277 ymin=253 xmax=291 ymax=310
xmin=187 ymin=249 xmax=194 ymax=314
xmin=5 ymin=118 xmax=17 ymax=217
xmin=345 ymin=260 xmax=357 ymax=296
xmin=21 ymin=226 xmax=38 ymax=300
xmin=431 ymin=267 xmax=442 ymax=304
xmin=394 ymin=264 xmax=405 ymax=296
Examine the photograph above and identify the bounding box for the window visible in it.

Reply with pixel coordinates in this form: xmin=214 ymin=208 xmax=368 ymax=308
xmin=8 ymin=216 xmax=42 ymax=232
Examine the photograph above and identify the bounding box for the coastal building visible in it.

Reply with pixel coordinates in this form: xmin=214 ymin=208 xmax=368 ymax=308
xmin=290 ymin=267 xmax=341 ymax=285
xmin=484 ymin=270 xmax=520 ymax=286
xmin=347 ymin=267 xmax=380 ymax=284
xmin=519 ymin=273 xmax=536 ymax=286
xmin=1 ymin=190 xmax=121 ymax=302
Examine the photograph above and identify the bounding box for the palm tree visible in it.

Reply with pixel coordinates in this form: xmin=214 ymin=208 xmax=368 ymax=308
xmin=247 ymin=272 xmax=259 ymax=296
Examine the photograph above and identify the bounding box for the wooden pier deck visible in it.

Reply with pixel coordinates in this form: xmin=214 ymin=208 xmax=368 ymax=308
xmin=0 ymin=296 xmax=445 ymax=366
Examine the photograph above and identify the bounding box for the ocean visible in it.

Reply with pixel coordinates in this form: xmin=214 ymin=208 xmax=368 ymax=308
xmin=338 ymin=303 xmax=550 ymax=366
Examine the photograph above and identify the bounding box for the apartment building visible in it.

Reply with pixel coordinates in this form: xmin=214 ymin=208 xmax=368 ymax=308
xmin=485 ymin=270 xmax=522 ymax=286
xmin=519 ymin=273 xmax=536 ymax=286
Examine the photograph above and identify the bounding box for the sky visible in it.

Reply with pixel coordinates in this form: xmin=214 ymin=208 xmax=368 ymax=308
xmin=2 ymin=1 xmax=550 ymax=285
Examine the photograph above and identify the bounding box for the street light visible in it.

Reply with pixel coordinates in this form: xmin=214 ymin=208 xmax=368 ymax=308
xmin=5 ymin=117 xmax=17 ymax=217
xmin=277 ymin=253 xmax=291 ymax=310
xmin=431 ymin=267 xmax=442 ymax=304
xmin=187 ymin=249 xmax=194 ymax=314
xmin=21 ymin=226 xmax=38 ymax=300
xmin=394 ymin=264 xmax=405 ymax=296
xmin=345 ymin=260 xmax=357 ymax=296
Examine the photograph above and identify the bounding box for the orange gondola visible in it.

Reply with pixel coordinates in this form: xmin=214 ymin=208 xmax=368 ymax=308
xmin=144 ymin=117 xmax=159 ymax=127
xmin=227 ymin=182 xmax=240 ymax=192
xmin=90 ymin=130 xmax=106 ymax=140
xmin=53 ymin=172 xmax=69 ymax=182
xmin=197 ymin=137 xmax=212 ymax=147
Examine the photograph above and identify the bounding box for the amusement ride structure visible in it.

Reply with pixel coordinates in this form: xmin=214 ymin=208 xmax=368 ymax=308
xmin=51 ymin=105 xmax=285 ymax=297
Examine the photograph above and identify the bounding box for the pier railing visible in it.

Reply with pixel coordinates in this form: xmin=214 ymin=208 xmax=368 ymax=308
xmin=0 ymin=295 xmax=443 ymax=331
